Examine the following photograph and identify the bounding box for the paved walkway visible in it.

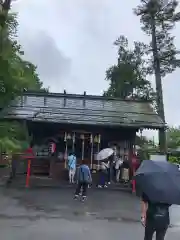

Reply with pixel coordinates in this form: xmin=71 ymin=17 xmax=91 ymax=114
xmin=2 ymin=175 xmax=131 ymax=191
xmin=0 ymin=188 xmax=179 ymax=239
xmin=0 ymin=188 xmax=139 ymax=221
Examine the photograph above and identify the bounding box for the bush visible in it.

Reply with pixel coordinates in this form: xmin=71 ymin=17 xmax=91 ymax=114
xmin=168 ymin=156 xmax=180 ymax=164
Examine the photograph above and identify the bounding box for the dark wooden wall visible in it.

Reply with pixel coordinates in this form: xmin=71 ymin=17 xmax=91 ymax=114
xmin=26 ymin=121 xmax=137 ymax=180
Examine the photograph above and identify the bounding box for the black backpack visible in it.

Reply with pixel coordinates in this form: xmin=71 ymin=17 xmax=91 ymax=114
xmin=152 ymin=204 xmax=170 ymax=228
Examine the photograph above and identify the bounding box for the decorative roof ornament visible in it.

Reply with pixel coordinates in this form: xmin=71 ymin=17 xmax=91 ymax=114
xmin=80 ymin=134 xmax=85 ymax=140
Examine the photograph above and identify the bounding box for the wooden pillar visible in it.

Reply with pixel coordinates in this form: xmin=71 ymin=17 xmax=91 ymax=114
xmin=130 ymin=130 xmax=137 ymax=193
xmin=80 ymin=134 xmax=85 ymax=161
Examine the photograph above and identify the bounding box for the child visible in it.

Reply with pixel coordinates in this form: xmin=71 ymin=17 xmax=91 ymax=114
xmin=74 ymin=164 xmax=92 ymax=201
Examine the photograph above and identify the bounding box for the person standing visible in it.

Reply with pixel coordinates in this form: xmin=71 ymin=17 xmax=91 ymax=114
xmin=121 ymin=156 xmax=130 ymax=183
xmin=67 ymin=153 xmax=76 ymax=184
xmin=49 ymin=142 xmax=56 ymax=156
xmin=107 ymin=160 xmax=113 ymax=184
xmin=74 ymin=164 xmax=92 ymax=201
xmin=98 ymin=161 xmax=109 ymax=188
xmin=141 ymin=192 xmax=171 ymax=240
xmin=115 ymin=156 xmax=123 ymax=182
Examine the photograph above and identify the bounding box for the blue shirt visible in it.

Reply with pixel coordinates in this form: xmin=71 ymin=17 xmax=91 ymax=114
xmin=68 ymin=155 xmax=76 ymax=170
xmin=77 ymin=164 xmax=92 ymax=183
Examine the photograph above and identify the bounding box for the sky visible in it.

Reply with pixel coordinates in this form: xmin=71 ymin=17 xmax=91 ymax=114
xmin=12 ymin=0 xmax=180 ymax=138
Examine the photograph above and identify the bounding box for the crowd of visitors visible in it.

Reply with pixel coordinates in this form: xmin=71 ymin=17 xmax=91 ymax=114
xmin=67 ymin=151 xmax=136 ymax=190
xmin=66 ymin=149 xmax=139 ymax=201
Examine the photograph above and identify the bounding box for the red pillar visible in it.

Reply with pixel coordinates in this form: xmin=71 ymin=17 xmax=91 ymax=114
xmin=132 ymin=173 xmax=136 ymax=193
xmin=24 ymin=147 xmax=34 ymax=188
xmin=132 ymin=155 xmax=137 ymax=193
xmin=26 ymin=159 xmax=31 ymax=188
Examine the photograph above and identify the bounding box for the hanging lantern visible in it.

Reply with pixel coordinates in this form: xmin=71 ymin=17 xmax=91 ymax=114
xmin=94 ymin=135 xmax=98 ymax=143
xmin=72 ymin=132 xmax=76 ymax=152
xmin=90 ymin=134 xmax=93 ymax=143
xmin=72 ymin=132 xmax=75 ymax=143
xmin=64 ymin=132 xmax=67 ymax=142
xmin=80 ymin=134 xmax=85 ymax=140
xmin=98 ymin=134 xmax=101 ymax=144
xmin=67 ymin=133 xmax=72 ymax=140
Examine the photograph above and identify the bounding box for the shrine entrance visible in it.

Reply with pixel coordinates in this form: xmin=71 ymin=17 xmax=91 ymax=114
xmin=27 ymin=121 xmax=135 ymax=180
xmin=63 ymin=131 xmax=101 ymax=169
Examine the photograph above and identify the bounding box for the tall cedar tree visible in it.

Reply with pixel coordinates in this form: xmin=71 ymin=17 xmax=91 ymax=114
xmin=134 ymin=0 xmax=180 ymax=77
xmin=104 ymin=35 xmax=155 ymax=100
xmin=134 ymin=0 xmax=180 ymax=152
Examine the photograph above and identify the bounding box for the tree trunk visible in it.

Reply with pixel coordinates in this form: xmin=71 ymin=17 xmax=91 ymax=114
xmin=0 ymin=0 xmax=12 ymax=27
xmin=151 ymin=15 xmax=167 ymax=154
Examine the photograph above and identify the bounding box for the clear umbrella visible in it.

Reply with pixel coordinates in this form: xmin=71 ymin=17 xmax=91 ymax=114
xmin=96 ymin=148 xmax=114 ymax=161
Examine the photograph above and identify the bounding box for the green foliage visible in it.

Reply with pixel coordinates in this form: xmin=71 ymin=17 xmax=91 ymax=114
xmin=136 ymin=135 xmax=158 ymax=161
xmin=0 ymin=11 xmax=43 ymax=107
xmin=136 ymin=135 xmax=149 ymax=146
xmin=166 ymin=126 xmax=180 ymax=149
xmin=134 ymin=0 xmax=180 ymax=77
xmin=104 ymin=35 xmax=155 ymax=100
xmin=136 ymin=126 xmax=180 ymax=159
xmin=168 ymin=156 xmax=180 ymax=164
xmin=0 ymin=2 xmax=42 ymax=154
xmin=0 ymin=121 xmax=30 ymax=154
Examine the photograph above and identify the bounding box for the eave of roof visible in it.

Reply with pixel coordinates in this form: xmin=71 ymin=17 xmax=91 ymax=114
xmin=1 ymin=91 xmax=165 ymax=129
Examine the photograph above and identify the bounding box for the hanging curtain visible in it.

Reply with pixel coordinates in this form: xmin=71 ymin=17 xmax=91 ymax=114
xmin=90 ymin=133 xmax=93 ymax=169
xmin=64 ymin=132 xmax=67 ymax=168
xmin=72 ymin=132 xmax=75 ymax=152
xmin=94 ymin=134 xmax=101 ymax=169
xmin=80 ymin=134 xmax=85 ymax=161
xmin=97 ymin=134 xmax=101 ymax=169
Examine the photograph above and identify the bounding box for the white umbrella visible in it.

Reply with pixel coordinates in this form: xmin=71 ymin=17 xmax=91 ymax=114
xmin=96 ymin=148 xmax=114 ymax=161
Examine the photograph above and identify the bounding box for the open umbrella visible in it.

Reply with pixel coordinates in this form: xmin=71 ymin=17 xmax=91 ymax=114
xmin=96 ymin=148 xmax=114 ymax=161
xmin=135 ymin=160 xmax=180 ymax=205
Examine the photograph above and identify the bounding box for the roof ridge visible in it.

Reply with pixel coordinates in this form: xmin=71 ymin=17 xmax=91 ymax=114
xmin=23 ymin=91 xmax=152 ymax=103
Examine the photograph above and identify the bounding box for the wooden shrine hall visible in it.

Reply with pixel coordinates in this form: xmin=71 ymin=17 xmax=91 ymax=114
xmin=2 ymin=91 xmax=165 ymax=181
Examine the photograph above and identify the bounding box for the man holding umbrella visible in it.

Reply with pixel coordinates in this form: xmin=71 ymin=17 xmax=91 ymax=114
xmin=135 ymin=159 xmax=180 ymax=240
xmin=141 ymin=192 xmax=170 ymax=240
xmin=96 ymin=148 xmax=114 ymax=185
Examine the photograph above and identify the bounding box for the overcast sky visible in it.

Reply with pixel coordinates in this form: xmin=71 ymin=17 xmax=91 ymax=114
xmin=12 ymin=0 xmax=180 ymax=133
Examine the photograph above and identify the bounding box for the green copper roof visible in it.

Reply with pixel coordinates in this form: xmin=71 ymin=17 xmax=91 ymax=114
xmin=2 ymin=92 xmax=165 ymax=129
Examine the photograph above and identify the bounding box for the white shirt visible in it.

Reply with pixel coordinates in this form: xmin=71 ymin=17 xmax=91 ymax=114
xmin=115 ymin=158 xmax=123 ymax=170
xmin=100 ymin=162 xmax=109 ymax=170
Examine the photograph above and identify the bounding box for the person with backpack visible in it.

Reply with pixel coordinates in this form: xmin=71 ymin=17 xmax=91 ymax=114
xmin=74 ymin=163 xmax=92 ymax=201
xmin=67 ymin=152 xmax=76 ymax=184
xmin=141 ymin=192 xmax=171 ymax=240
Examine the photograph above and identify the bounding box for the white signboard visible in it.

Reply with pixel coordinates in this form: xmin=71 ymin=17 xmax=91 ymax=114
xmin=150 ymin=154 xmax=167 ymax=161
